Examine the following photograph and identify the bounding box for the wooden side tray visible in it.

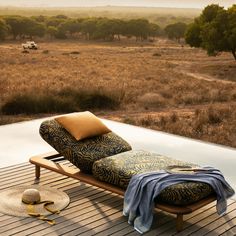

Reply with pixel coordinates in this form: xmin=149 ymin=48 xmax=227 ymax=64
xmin=30 ymin=151 xmax=216 ymax=232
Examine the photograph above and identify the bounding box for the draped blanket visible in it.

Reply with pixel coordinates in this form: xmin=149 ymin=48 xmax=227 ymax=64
xmin=123 ymin=167 xmax=235 ymax=234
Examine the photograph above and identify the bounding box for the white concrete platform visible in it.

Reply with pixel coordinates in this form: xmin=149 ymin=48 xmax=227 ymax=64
xmin=0 ymin=116 xmax=236 ymax=193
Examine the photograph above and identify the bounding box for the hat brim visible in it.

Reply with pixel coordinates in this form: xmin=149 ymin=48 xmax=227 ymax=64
xmin=0 ymin=185 xmax=70 ymax=217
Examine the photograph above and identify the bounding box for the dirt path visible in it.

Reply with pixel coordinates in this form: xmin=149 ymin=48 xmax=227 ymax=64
xmin=182 ymin=71 xmax=235 ymax=84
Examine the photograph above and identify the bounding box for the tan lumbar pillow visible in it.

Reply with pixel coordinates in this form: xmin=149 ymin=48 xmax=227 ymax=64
xmin=55 ymin=111 xmax=111 ymax=141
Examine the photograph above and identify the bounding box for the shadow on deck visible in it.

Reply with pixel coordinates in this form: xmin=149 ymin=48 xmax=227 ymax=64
xmin=0 ymin=161 xmax=235 ymax=236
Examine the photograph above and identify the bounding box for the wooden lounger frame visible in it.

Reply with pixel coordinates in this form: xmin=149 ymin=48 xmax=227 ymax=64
xmin=30 ymin=151 xmax=216 ymax=232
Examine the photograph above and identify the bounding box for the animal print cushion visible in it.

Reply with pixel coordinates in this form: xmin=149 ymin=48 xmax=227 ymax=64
xmin=92 ymin=150 xmax=214 ymax=205
xmin=40 ymin=119 xmax=132 ymax=173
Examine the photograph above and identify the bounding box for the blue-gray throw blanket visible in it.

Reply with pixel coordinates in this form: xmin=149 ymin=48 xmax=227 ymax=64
xmin=123 ymin=167 xmax=235 ymax=234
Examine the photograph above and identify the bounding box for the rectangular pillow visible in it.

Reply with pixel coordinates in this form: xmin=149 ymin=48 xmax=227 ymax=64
xmin=55 ymin=111 xmax=111 ymax=141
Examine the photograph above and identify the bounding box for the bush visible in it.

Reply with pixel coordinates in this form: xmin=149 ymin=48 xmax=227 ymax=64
xmin=70 ymin=51 xmax=80 ymax=55
xmin=22 ymin=50 xmax=29 ymax=54
xmin=42 ymin=50 xmax=49 ymax=54
xmin=138 ymin=93 xmax=165 ymax=108
xmin=58 ymin=88 xmax=120 ymax=110
xmin=153 ymin=53 xmax=161 ymax=57
xmin=206 ymin=107 xmax=223 ymax=124
xmin=1 ymin=93 xmax=76 ymax=115
xmin=140 ymin=115 xmax=156 ymax=127
xmin=2 ymin=88 xmax=121 ymax=115
xmin=77 ymin=92 xmax=119 ymax=110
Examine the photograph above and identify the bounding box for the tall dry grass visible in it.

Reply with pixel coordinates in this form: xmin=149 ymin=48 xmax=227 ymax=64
xmin=125 ymin=105 xmax=236 ymax=148
xmin=0 ymin=40 xmax=236 ymax=147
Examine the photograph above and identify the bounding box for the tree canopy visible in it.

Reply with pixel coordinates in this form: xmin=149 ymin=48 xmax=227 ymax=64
xmin=185 ymin=4 xmax=236 ymax=60
xmin=4 ymin=16 xmax=46 ymax=39
xmin=1 ymin=15 xmax=162 ymax=41
xmin=165 ymin=22 xmax=187 ymax=42
xmin=0 ymin=18 xmax=8 ymax=40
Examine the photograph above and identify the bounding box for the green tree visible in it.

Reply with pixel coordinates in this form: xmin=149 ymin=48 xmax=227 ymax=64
xmin=148 ymin=23 xmax=161 ymax=38
xmin=28 ymin=22 xmax=46 ymax=38
xmin=185 ymin=4 xmax=236 ymax=60
xmin=32 ymin=15 xmax=47 ymax=23
xmin=0 ymin=19 xmax=9 ymax=40
xmin=58 ymin=19 xmax=81 ymax=38
xmin=46 ymin=26 xmax=58 ymax=38
xmin=21 ymin=18 xmax=45 ymax=39
xmin=226 ymin=5 xmax=236 ymax=59
xmin=112 ymin=19 xmax=126 ymax=40
xmin=94 ymin=18 xmax=119 ymax=41
xmin=185 ymin=20 xmax=202 ymax=47
xmin=4 ymin=16 xmax=45 ymax=39
xmin=125 ymin=19 xmax=150 ymax=41
xmin=80 ymin=18 xmax=98 ymax=40
xmin=4 ymin=16 xmax=24 ymax=39
xmin=165 ymin=22 xmax=187 ymax=42
xmin=46 ymin=17 xmax=66 ymax=28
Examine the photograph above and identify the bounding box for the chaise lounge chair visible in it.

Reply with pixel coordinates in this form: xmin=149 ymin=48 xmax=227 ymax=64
xmin=30 ymin=113 xmax=216 ymax=232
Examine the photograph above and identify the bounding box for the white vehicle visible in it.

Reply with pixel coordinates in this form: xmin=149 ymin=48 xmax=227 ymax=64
xmin=22 ymin=41 xmax=38 ymax=50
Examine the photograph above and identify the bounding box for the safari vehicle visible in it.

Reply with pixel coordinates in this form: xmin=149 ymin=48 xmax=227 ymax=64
xmin=22 ymin=41 xmax=38 ymax=50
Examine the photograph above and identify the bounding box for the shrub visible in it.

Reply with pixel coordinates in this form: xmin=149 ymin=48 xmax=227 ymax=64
xmin=206 ymin=107 xmax=223 ymax=124
xmin=195 ymin=107 xmax=223 ymax=126
xmin=138 ymin=93 xmax=165 ymax=108
xmin=122 ymin=116 xmax=136 ymax=125
xmin=140 ymin=115 xmax=155 ymax=126
xmin=170 ymin=112 xmax=178 ymax=123
xmin=153 ymin=53 xmax=161 ymax=57
xmin=58 ymin=88 xmax=120 ymax=110
xmin=22 ymin=50 xmax=29 ymax=54
xmin=42 ymin=50 xmax=49 ymax=54
xmin=70 ymin=51 xmax=80 ymax=55
xmin=1 ymin=93 xmax=76 ymax=115
xmin=77 ymin=92 xmax=119 ymax=110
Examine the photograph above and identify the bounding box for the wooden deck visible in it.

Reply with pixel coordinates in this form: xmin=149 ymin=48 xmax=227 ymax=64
xmin=0 ymin=162 xmax=236 ymax=236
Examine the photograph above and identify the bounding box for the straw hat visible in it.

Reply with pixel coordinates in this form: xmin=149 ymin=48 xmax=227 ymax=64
xmin=0 ymin=185 xmax=70 ymax=218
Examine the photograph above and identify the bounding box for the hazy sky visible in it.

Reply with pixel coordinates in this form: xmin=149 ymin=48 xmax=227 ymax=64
xmin=0 ymin=0 xmax=235 ymax=9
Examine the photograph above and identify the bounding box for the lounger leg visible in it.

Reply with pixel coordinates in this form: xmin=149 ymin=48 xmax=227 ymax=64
xmin=35 ymin=165 xmax=40 ymax=179
xmin=176 ymin=214 xmax=183 ymax=232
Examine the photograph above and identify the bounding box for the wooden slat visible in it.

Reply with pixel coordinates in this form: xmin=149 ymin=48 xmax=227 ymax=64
xmin=0 ymin=162 xmax=29 ymax=173
xmin=191 ymin=209 xmax=236 ymax=235
xmin=139 ymin=201 xmax=218 ymax=236
xmin=0 ymin=161 xmax=235 ymax=236
xmin=206 ymin=216 xmax=236 ymax=236
xmin=175 ymin=201 xmax=236 ymax=236
xmin=30 ymin=202 xmax=123 ymax=236
xmin=220 ymin=226 xmax=236 ymax=236
xmin=0 ymin=159 xmax=69 ymax=180
xmin=86 ymin=217 xmax=129 ymax=236
xmin=6 ymin=188 xmax=121 ymax=235
xmin=1 ymin=188 xmax=113 ymax=235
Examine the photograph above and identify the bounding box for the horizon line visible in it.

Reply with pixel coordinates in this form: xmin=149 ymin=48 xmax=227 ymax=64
xmin=0 ymin=5 xmax=204 ymax=10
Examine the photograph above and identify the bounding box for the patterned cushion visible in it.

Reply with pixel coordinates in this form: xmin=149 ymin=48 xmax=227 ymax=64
xmin=40 ymin=119 xmax=132 ymax=173
xmin=92 ymin=150 xmax=214 ymax=205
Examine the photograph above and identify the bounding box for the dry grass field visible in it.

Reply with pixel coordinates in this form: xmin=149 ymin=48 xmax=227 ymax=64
xmin=0 ymin=39 xmax=236 ymax=148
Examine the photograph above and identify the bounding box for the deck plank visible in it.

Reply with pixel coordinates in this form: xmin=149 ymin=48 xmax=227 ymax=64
xmin=220 ymin=226 xmax=236 ymax=236
xmin=206 ymin=216 xmax=236 ymax=236
xmin=0 ymin=162 xmax=235 ymax=236
xmin=175 ymin=202 xmax=236 ymax=236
